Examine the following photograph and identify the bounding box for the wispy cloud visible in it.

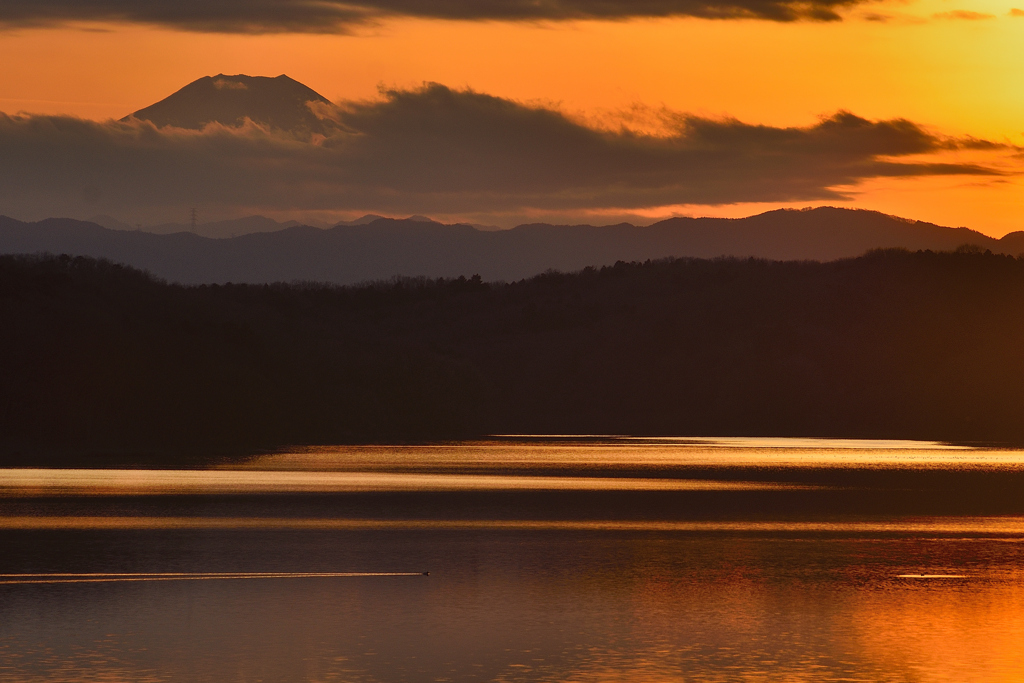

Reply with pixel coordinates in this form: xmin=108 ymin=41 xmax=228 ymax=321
xmin=0 ymin=84 xmax=1012 ymax=223
xmin=932 ymin=10 xmax=996 ymax=20
xmin=0 ymin=0 xmax=875 ymax=33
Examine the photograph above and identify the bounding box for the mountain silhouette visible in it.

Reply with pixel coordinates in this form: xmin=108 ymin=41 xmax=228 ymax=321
xmin=2 ymin=207 xmax=1022 ymax=284
xmin=123 ymin=74 xmax=334 ymax=136
xmin=335 ymin=214 xmax=388 ymax=227
xmin=90 ymin=214 xmax=307 ymax=239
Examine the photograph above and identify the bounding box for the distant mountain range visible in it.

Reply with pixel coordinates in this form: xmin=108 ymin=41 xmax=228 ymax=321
xmin=89 ymin=214 xmax=309 ymax=239
xmin=86 ymin=213 xmax=478 ymax=239
xmin=1 ymin=207 xmax=1021 ymax=284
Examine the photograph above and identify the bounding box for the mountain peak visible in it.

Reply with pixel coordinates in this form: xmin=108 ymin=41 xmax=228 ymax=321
xmin=124 ymin=74 xmax=333 ymax=135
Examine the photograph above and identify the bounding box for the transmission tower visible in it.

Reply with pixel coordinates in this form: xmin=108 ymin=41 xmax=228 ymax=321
xmin=189 ymin=207 xmax=198 ymax=232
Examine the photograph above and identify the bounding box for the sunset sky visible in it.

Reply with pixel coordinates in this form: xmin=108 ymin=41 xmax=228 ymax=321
xmin=2 ymin=0 xmax=1024 ymax=233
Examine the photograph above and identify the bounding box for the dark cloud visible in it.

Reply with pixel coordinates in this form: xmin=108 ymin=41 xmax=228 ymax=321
xmin=0 ymin=0 xmax=870 ymax=33
xmin=0 ymin=84 xmax=1009 ymax=223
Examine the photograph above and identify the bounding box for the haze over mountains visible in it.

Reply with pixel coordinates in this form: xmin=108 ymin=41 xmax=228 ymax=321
xmin=3 ymin=73 xmax=1021 ymax=283
xmin=2 ymin=208 xmax=1021 ymax=284
xmin=89 ymin=214 xmax=311 ymax=239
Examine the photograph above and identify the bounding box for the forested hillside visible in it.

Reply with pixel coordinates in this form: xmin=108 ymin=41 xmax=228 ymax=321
xmin=3 ymin=248 xmax=1024 ymax=463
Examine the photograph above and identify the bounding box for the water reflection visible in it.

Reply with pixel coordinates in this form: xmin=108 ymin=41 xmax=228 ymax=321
xmin=1 ymin=531 xmax=1022 ymax=682
xmin=2 ymin=438 xmax=1023 ymax=682
xmin=0 ymin=469 xmax=812 ymax=496
xmin=242 ymin=436 xmax=1024 ymax=471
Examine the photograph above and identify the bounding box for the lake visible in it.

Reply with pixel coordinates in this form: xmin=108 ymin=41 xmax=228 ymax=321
xmin=1 ymin=437 xmax=1023 ymax=682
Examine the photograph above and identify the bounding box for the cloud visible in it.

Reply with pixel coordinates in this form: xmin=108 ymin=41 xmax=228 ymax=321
xmin=213 ymin=78 xmax=248 ymax=90
xmin=0 ymin=0 xmax=873 ymax=33
xmin=932 ymin=10 xmax=995 ymax=20
xmin=1009 ymin=8 xmax=1024 ymax=16
xmin=0 ymin=84 xmax=1011 ymax=223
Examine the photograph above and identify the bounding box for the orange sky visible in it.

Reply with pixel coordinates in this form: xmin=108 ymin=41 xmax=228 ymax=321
xmin=2 ymin=0 xmax=1024 ymax=234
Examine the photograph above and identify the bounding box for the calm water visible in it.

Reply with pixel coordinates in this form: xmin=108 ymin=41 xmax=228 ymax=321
xmin=1 ymin=437 xmax=1023 ymax=682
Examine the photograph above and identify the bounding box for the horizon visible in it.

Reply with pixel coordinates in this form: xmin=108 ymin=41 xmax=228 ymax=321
xmin=13 ymin=202 xmax=1001 ymax=233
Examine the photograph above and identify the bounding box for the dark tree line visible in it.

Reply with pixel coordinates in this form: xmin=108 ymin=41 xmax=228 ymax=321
xmin=3 ymin=248 xmax=1024 ymax=464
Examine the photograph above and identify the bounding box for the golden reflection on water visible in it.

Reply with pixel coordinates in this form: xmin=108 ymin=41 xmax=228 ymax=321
xmin=4 ymin=438 xmax=1024 ymax=682
xmin=2 ymin=526 xmax=1023 ymax=682
xmin=0 ymin=469 xmax=812 ymax=496
xmin=896 ymin=574 xmax=967 ymax=578
xmin=3 ymin=437 xmax=1018 ymax=497
xmin=239 ymin=437 xmax=1024 ymax=471
xmin=848 ymin=573 xmax=1024 ymax=683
